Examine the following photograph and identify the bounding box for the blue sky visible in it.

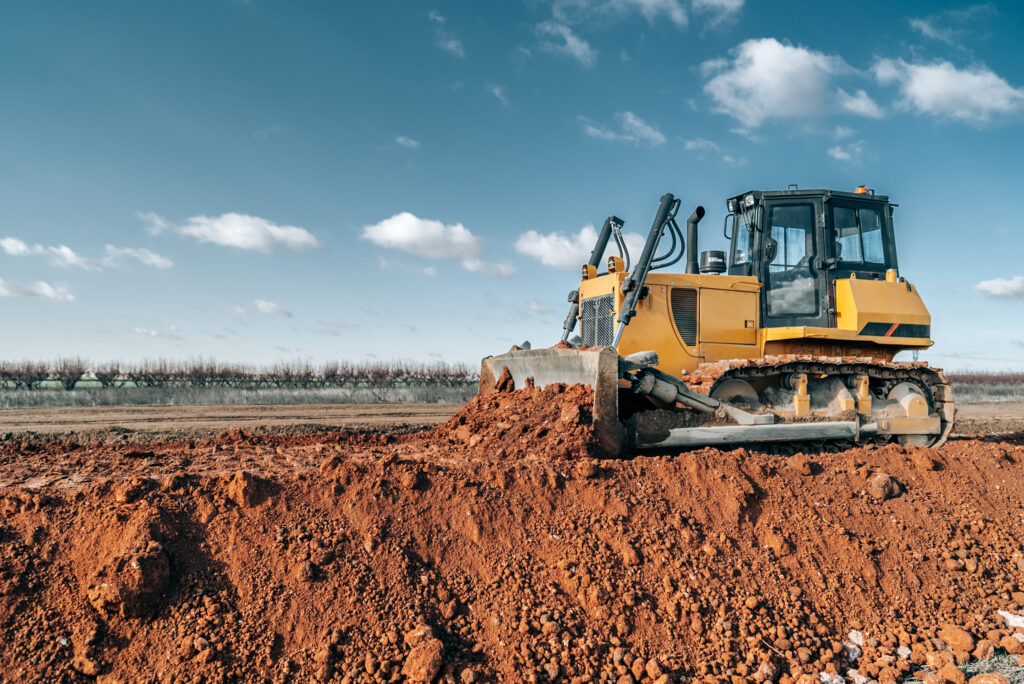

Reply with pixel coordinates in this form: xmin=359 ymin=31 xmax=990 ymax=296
xmin=2 ymin=0 xmax=1023 ymax=369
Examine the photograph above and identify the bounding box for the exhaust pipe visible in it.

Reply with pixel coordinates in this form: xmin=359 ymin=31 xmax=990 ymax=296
xmin=685 ymin=206 xmax=705 ymax=274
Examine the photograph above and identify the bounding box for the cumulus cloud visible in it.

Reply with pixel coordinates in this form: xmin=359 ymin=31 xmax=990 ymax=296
xmin=361 ymin=212 xmax=514 ymax=277
xmin=581 ymin=112 xmax=666 ymax=146
xmin=515 ymin=224 xmax=645 ymax=271
xmin=428 ymin=11 xmax=464 ymax=57
xmin=254 ymin=299 xmax=293 ymax=317
xmin=837 ymin=88 xmax=883 ymax=118
xmin=873 ymin=58 xmax=1024 ymax=124
xmin=975 ymin=276 xmax=1024 ymax=299
xmin=0 ymin=278 xmax=74 ymax=301
xmin=702 ymin=38 xmax=885 ymax=129
xmin=395 ymin=136 xmax=420 ymax=149
xmin=537 ymin=21 xmax=597 ymax=68
xmin=141 ymin=211 xmax=321 ymax=254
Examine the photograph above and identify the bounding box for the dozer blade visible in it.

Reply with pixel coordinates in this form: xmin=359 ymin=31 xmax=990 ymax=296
xmin=480 ymin=347 xmax=624 ymax=454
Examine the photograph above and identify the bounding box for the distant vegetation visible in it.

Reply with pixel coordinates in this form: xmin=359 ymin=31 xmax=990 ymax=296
xmin=0 ymin=358 xmax=479 ymax=407
xmin=947 ymin=371 xmax=1024 ymax=404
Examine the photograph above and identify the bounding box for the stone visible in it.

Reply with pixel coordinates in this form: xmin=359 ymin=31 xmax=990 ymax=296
xmin=967 ymin=675 xmax=1009 ymax=684
xmin=867 ymin=472 xmax=901 ymax=500
xmin=404 ymin=624 xmax=434 ymax=648
xmin=938 ymin=626 xmax=974 ymax=653
xmin=227 ymin=471 xmax=268 ymax=508
xmin=761 ymin=532 xmax=792 ymax=556
xmin=544 ymin=661 xmax=560 ymax=680
xmin=1000 ymin=634 xmax=1024 ymax=655
xmin=402 ymin=638 xmax=443 ymax=683
xmin=645 ymin=658 xmax=663 ymax=679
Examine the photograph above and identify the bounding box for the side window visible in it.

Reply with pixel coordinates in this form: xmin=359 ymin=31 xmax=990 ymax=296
xmin=831 ymin=205 xmax=886 ymax=266
xmin=730 ymin=224 xmax=755 ymax=265
xmin=766 ymin=204 xmax=817 ymax=316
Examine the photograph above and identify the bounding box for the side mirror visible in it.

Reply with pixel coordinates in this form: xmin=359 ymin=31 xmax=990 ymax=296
xmin=765 ymin=238 xmax=778 ymax=262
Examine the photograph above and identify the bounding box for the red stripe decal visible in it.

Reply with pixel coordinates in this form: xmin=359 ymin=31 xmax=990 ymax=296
xmin=884 ymin=323 xmax=899 ymax=337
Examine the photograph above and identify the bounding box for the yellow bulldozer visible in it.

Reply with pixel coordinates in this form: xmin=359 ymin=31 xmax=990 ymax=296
xmin=481 ymin=187 xmax=953 ymax=453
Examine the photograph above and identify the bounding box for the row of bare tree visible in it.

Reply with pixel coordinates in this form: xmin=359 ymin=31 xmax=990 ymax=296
xmin=0 ymin=358 xmax=478 ymax=391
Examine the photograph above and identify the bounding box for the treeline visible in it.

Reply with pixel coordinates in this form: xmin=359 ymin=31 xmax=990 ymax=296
xmin=0 ymin=358 xmax=478 ymax=391
xmin=947 ymin=372 xmax=1024 ymax=386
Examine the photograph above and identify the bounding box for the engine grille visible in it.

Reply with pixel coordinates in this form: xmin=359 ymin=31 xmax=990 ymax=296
xmin=671 ymin=288 xmax=697 ymax=346
xmin=580 ymin=294 xmax=615 ymax=347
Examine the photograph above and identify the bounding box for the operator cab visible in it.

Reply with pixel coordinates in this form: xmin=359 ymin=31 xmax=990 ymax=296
xmin=724 ymin=187 xmax=899 ymax=329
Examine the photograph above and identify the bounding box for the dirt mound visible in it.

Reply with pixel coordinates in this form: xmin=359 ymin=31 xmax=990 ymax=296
xmin=431 ymin=383 xmax=602 ymax=460
xmin=1 ymin=396 xmax=1024 ymax=681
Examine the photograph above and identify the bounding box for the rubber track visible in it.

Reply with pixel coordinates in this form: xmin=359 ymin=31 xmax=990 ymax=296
xmin=682 ymin=355 xmax=955 ymax=448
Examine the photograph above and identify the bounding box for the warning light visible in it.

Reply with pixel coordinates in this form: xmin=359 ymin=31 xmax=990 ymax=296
xmin=855 ymin=185 xmax=868 ymax=194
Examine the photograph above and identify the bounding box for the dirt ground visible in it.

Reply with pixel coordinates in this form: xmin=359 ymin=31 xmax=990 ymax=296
xmin=1 ymin=400 xmax=1021 ymax=443
xmin=1 ymin=388 xmax=1023 ymax=683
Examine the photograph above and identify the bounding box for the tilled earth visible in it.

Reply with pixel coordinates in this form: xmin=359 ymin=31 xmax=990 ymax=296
xmin=1 ymin=383 xmax=1024 ymax=683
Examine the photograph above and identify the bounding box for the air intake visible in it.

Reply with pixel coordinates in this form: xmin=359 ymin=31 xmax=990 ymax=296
xmin=671 ymin=288 xmax=697 ymax=346
xmin=580 ymin=295 xmax=615 ymax=347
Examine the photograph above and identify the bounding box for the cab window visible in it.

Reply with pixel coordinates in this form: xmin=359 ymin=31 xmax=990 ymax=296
xmin=831 ymin=205 xmax=886 ymax=266
xmin=766 ymin=204 xmax=817 ymax=316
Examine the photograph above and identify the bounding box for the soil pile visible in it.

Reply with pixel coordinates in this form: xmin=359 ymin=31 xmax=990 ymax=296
xmin=0 ymin=390 xmax=1023 ymax=682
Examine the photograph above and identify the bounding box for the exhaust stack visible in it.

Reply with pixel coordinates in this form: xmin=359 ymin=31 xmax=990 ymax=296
xmin=685 ymin=206 xmax=705 ymax=274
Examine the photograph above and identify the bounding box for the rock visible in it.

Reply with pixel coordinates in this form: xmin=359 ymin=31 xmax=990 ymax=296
xmin=788 ymin=455 xmax=814 ymax=476
xmin=922 ymin=674 xmax=944 ymax=684
xmin=761 ymin=532 xmax=792 ymax=556
xmin=87 ymin=540 xmax=170 ymax=619
xmin=1000 ymin=634 xmax=1024 ymax=655
xmin=227 ymin=471 xmax=268 ymax=508
xmin=402 ymin=638 xmax=443 ymax=682
xmin=819 ymin=673 xmax=844 ymax=684
xmin=867 ymin=472 xmax=902 ymax=500
xmin=575 ymin=460 xmax=598 ymax=479
xmin=616 ymin=675 xmax=636 ymax=684
xmin=645 ymin=658 xmax=663 ymax=679
xmin=296 ymin=561 xmax=317 ymax=582
xmin=400 ymin=470 xmax=420 ymax=490
xmin=967 ymin=675 xmax=1009 ymax=684
xmin=460 ymin=668 xmax=477 ymax=683
xmin=613 ymin=647 xmax=625 ymax=665
xmin=972 ymin=639 xmax=995 ymax=660
xmin=404 ymin=624 xmax=435 ymax=648
xmin=194 ymin=636 xmax=210 ymax=651
xmin=937 ymin=663 xmax=966 ymax=684
xmin=544 ymin=661 xmax=560 ymax=680
xmin=631 ymin=657 xmax=645 ymax=680
xmin=938 ymin=625 xmax=975 ymax=653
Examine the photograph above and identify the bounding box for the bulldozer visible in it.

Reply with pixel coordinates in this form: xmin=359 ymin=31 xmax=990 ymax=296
xmin=480 ymin=187 xmax=954 ymax=453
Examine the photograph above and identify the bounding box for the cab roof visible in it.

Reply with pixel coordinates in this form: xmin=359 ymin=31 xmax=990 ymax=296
xmin=728 ymin=188 xmax=891 ymax=204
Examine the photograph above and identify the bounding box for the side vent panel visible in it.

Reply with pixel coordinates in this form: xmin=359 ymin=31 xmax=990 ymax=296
xmin=671 ymin=288 xmax=697 ymax=346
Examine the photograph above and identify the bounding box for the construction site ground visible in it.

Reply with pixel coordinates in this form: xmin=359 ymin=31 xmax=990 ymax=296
xmin=1 ymin=389 xmax=1024 ymax=683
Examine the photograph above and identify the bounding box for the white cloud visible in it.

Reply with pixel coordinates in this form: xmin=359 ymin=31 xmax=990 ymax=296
xmin=582 ymin=112 xmax=666 ymax=146
xmin=134 ymin=325 xmax=184 ymax=340
xmin=1 ymin=237 xmax=99 ymax=270
xmin=837 ymin=88 xmax=883 ymax=118
xmin=537 ymin=21 xmax=597 ymax=68
xmin=975 ymin=276 xmax=1024 ymax=300
xmin=361 ymin=212 xmax=515 ymax=277
xmin=0 ymin=278 xmax=74 ymax=302
xmin=528 ymin=300 xmax=554 ymax=314
xmin=489 ymin=84 xmax=509 ymax=106
xmin=429 ymin=11 xmax=464 ymax=57
xmin=141 ymin=211 xmax=322 ymax=254
xmin=827 ymin=141 xmax=866 ymax=163
xmin=909 ymin=18 xmax=955 ymax=44
xmin=834 ymin=125 xmax=855 ymax=139
xmin=909 ymin=5 xmax=997 ymax=46
xmin=395 ymin=136 xmax=420 ymax=149
xmin=684 ymin=138 xmax=719 ymax=152
xmin=873 ymin=58 xmax=1024 ymax=124
xmin=553 ymin=0 xmax=687 ymax=26
xmin=102 ymin=246 xmax=174 ymax=269
xmin=692 ymin=0 xmax=743 ymax=25
xmin=703 ymin=38 xmax=855 ymax=128
xmin=254 ymin=299 xmax=293 ymax=317
xmin=515 ymin=224 xmax=645 ymax=271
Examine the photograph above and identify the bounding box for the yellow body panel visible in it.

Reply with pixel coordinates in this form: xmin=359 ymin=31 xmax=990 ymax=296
xmin=834 ymin=275 xmax=930 ymax=330
xmin=578 ymin=270 xmax=932 ymax=376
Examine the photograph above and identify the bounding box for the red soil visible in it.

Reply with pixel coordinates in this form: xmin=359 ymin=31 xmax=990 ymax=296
xmin=1 ymin=387 xmax=1023 ymax=683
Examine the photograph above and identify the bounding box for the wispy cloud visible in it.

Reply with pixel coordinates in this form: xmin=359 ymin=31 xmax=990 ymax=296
xmin=102 ymin=246 xmax=174 ymax=269
xmin=254 ymin=299 xmax=293 ymax=317
xmin=1 ymin=237 xmax=173 ymax=271
xmin=873 ymin=58 xmax=1024 ymax=125
xmin=692 ymin=0 xmax=743 ymax=26
xmin=827 ymin=141 xmax=866 ymax=163
xmin=395 ymin=136 xmax=420 ymax=149
xmin=428 ymin=10 xmax=464 ymax=57
xmin=975 ymin=275 xmax=1024 ymax=299
xmin=581 ymin=112 xmax=666 ymax=146
xmin=537 ymin=21 xmax=597 ymax=68
xmin=489 ymin=84 xmax=509 ymax=106
xmin=362 ymin=212 xmax=515 ymax=277
xmin=909 ymin=4 xmax=996 ymax=46
xmin=141 ymin=211 xmax=322 ymax=254
xmin=0 ymin=277 xmax=74 ymax=302
xmin=134 ymin=325 xmax=183 ymax=340
xmin=552 ymin=0 xmax=687 ymax=27
xmin=528 ymin=300 xmax=554 ymax=314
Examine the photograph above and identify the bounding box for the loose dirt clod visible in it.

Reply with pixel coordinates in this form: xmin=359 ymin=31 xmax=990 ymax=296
xmin=0 ymin=387 xmax=1023 ymax=682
